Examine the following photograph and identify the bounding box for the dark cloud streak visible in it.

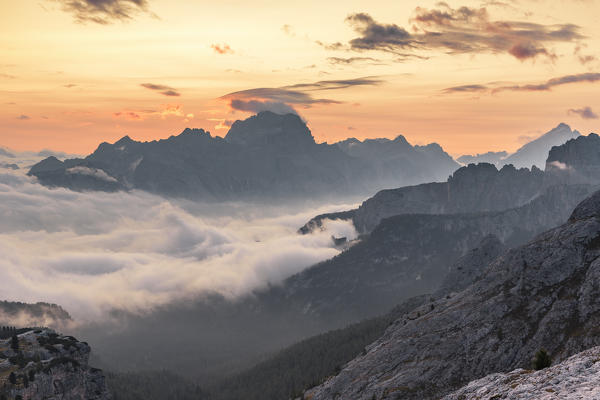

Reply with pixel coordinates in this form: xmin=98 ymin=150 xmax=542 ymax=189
xmin=140 ymin=83 xmax=181 ymax=97
xmin=323 ymin=5 xmax=583 ymax=62
xmin=52 ymin=0 xmax=154 ymax=24
xmin=443 ymin=72 xmax=600 ymax=95
xmin=221 ymin=77 xmax=381 ymax=114
xmin=568 ymin=106 xmax=599 ymax=119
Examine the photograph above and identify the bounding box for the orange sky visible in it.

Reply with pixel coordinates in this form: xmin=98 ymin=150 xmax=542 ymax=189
xmin=1 ymin=0 xmax=599 ymax=157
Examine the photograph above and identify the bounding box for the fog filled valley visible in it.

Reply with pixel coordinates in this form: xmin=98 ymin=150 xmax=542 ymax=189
xmin=3 ymin=111 xmax=600 ymax=399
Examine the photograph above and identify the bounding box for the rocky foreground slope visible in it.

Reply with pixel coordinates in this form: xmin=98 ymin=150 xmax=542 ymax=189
xmin=305 ymin=189 xmax=600 ymax=399
xmin=443 ymin=345 xmax=600 ymax=400
xmin=0 ymin=329 xmax=111 ymax=400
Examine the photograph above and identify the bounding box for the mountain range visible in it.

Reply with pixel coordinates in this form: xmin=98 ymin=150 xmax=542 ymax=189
xmin=27 ymin=112 xmax=459 ymax=201
xmin=5 ymin=115 xmax=600 ymax=399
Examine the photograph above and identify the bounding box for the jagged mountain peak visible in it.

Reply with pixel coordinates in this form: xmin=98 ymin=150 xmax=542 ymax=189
xmin=113 ymin=135 xmax=135 ymax=147
xmin=225 ymin=111 xmax=315 ymax=148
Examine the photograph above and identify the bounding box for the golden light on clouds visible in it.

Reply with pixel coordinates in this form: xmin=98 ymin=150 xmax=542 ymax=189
xmin=0 ymin=0 xmax=599 ymax=156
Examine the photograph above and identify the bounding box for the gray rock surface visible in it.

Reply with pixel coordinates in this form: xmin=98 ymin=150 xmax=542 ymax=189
xmin=306 ymin=189 xmax=600 ymax=400
xmin=0 ymin=329 xmax=111 ymax=400
xmin=443 ymin=346 xmax=600 ymax=400
xmin=434 ymin=234 xmax=506 ymax=297
xmin=547 ymin=132 xmax=600 ymax=185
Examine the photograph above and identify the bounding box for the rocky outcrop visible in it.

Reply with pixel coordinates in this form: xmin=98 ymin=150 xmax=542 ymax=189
xmin=27 ymin=112 xmax=459 ymax=201
xmin=443 ymin=346 xmax=600 ymax=400
xmin=0 ymin=329 xmax=111 ymax=400
xmin=305 ymin=189 xmax=600 ymax=400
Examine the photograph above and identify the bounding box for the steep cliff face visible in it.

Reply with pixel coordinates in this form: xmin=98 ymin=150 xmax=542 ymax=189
xmin=443 ymin=346 xmax=600 ymax=400
xmin=306 ymin=189 xmax=600 ymax=400
xmin=0 ymin=329 xmax=111 ymax=400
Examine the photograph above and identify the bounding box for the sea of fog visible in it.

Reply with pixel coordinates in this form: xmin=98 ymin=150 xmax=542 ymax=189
xmin=0 ymin=151 xmax=358 ymax=326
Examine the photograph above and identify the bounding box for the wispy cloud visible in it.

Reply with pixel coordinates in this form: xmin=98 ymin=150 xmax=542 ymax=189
xmin=16 ymin=115 xmax=30 ymax=120
xmin=211 ymin=44 xmax=234 ymax=54
xmin=568 ymin=106 xmax=599 ymax=119
xmin=113 ymin=104 xmax=188 ymax=121
xmin=51 ymin=0 xmax=155 ymax=25
xmin=140 ymin=83 xmax=181 ymax=97
xmin=442 ymin=72 xmax=600 ymax=95
xmin=443 ymin=84 xmax=489 ymax=94
xmin=221 ymin=77 xmax=381 ymax=115
xmin=327 ymin=57 xmax=382 ymax=65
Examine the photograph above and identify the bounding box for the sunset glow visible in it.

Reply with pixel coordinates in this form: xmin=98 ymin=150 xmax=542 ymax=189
xmin=1 ymin=0 xmax=599 ymax=156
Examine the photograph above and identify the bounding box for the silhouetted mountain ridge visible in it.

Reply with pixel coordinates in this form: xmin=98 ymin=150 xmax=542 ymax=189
xmin=28 ymin=111 xmax=459 ymax=200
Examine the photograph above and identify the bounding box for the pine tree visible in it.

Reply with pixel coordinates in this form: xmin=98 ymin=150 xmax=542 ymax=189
xmin=532 ymin=349 xmax=552 ymax=370
xmin=10 ymin=335 xmax=19 ymax=351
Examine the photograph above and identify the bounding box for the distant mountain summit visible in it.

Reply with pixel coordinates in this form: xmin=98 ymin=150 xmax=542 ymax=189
xmin=458 ymin=123 xmax=580 ymax=169
xmin=503 ymin=122 xmax=580 ymax=168
xmin=225 ymin=112 xmax=315 ymax=150
xmin=28 ymin=111 xmax=459 ymax=200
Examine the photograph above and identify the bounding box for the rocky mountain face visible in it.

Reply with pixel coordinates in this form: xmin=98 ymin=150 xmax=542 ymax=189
xmin=433 ymin=234 xmax=506 ymax=297
xmin=546 ymin=133 xmax=600 ymax=185
xmin=27 ymin=112 xmax=459 ymax=201
xmin=0 ymin=329 xmax=111 ymax=400
xmin=305 ymin=189 xmax=600 ymax=400
xmin=335 ymin=136 xmax=458 ymax=186
xmin=443 ymin=345 xmax=600 ymax=400
xmin=285 ymin=183 xmax=595 ymax=324
xmin=302 ymin=162 xmax=546 ymax=234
